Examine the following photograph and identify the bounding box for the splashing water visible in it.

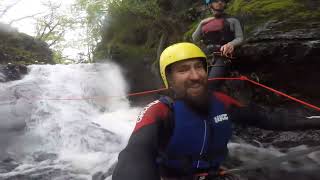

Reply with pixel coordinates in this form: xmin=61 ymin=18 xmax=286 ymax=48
xmin=0 ymin=63 xmax=140 ymax=179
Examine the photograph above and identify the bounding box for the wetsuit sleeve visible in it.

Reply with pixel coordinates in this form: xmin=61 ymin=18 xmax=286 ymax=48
xmin=227 ymin=18 xmax=244 ymax=47
xmin=112 ymin=100 xmax=170 ymax=180
xmin=192 ymin=17 xmax=217 ymax=42
xmin=192 ymin=22 xmax=203 ymax=42
xmin=214 ymin=92 xmax=320 ymax=131
xmin=229 ymin=104 xmax=320 ymax=131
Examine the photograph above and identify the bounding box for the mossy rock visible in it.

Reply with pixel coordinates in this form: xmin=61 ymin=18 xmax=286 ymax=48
xmin=95 ymin=42 xmax=155 ymax=63
xmin=0 ymin=23 xmax=53 ymax=64
xmin=227 ymin=0 xmax=320 ymax=34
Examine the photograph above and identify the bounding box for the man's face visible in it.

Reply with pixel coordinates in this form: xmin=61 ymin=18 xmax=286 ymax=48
xmin=167 ymin=58 xmax=208 ymax=105
xmin=210 ymin=0 xmax=226 ymax=11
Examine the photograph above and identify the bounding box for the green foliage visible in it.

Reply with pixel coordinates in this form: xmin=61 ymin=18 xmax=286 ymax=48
xmin=1 ymin=46 xmax=46 ymax=64
xmin=72 ymin=0 xmax=111 ymax=62
xmin=35 ymin=1 xmax=76 ymax=48
xmin=95 ymin=42 xmax=153 ymax=62
xmin=183 ymin=21 xmax=200 ymax=41
xmin=94 ymin=0 xmax=162 ymax=61
xmin=52 ymin=50 xmax=65 ymax=64
xmin=93 ymin=0 xmax=198 ymax=62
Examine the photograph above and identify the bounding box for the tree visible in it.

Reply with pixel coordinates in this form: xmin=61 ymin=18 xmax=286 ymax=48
xmin=72 ymin=0 xmax=109 ymax=62
xmin=34 ymin=1 xmax=76 ymax=63
xmin=35 ymin=1 xmax=74 ymax=48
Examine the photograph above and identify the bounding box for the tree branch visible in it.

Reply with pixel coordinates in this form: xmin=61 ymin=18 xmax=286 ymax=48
xmin=48 ymin=30 xmax=65 ymax=47
xmin=0 ymin=0 xmax=22 ymax=18
xmin=8 ymin=12 xmax=44 ymax=25
xmin=43 ymin=20 xmax=61 ymax=39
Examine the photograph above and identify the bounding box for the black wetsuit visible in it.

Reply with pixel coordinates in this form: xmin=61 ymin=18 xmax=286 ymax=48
xmin=112 ymin=92 xmax=320 ymax=180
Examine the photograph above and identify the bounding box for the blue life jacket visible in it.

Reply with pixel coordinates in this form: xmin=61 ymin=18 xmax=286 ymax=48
xmin=158 ymin=95 xmax=232 ymax=173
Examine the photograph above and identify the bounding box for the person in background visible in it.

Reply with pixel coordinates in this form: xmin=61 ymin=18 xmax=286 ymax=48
xmin=192 ymin=0 xmax=243 ymax=80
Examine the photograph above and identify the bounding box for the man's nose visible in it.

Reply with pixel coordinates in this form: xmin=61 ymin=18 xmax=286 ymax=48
xmin=189 ymin=68 xmax=201 ymax=80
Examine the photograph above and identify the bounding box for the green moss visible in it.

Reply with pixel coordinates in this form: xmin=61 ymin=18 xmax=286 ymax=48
xmin=243 ymin=0 xmax=297 ymax=14
xmin=6 ymin=47 xmax=32 ymax=58
xmin=0 ymin=28 xmax=53 ymax=64
xmin=95 ymin=42 xmax=155 ymax=63
xmin=117 ymin=44 xmax=152 ymax=59
xmin=0 ymin=45 xmax=46 ymax=64
xmin=183 ymin=21 xmax=200 ymax=41
xmin=228 ymin=0 xmax=244 ymax=13
xmin=226 ymin=0 xmax=320 ymax=34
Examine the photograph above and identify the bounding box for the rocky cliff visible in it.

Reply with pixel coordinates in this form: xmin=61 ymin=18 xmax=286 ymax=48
xmin=0 ymin=23 xmax=53 ymax=65
xmin=0 ymin=23 xmax=54 ymax=82
xmin=235 ymin=20 xmax=320 ymax=106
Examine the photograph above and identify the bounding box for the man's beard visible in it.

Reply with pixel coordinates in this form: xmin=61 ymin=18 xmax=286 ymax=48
xmin=174 ymin=80 xmax=209 ymax=113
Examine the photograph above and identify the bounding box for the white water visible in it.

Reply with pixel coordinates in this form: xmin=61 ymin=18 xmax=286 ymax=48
xmin=1 ymin=63 xmax=320 ymax=180
xmin=0 ymin=63 xmax=141 ymax=179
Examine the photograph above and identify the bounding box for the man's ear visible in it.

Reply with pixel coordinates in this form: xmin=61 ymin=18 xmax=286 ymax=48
xmin=165 ymin=65 xmax=173 ymax=87
xmin=167 ymin=75 xmax=173 ymax=88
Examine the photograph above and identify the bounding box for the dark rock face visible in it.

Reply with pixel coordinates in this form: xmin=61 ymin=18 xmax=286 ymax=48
xmin=117 ymin=58 xmax=162 ymax=106
xmin=235 ymin=21 xmax=320 ymax=106
xmin=0 ymin=23 xmax=53 ymax=65
xmin=0 ymin=64 xmax=28 ymax=82
xmin=239 ymin=21 xmax=320 ymax=63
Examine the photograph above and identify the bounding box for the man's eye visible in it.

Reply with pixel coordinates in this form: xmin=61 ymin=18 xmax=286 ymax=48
xmin=177 ymin=66 xmax=189 ymax=72
xmin=195 ymin=63 xmax=204 ymax=69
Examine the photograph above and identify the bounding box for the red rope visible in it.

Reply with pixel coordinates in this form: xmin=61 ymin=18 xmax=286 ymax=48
xmin=24 ymin=76 xmax=320 ymax=111
xmin=149 ymin=76 xmax=315 ymax=111
xmin=127 ymin=88 xmax=167 ymax=97
xmin=208 ymin=76 xmax=320 ymax=111
xmin=240 ymin=76 xmax=320 ymax=111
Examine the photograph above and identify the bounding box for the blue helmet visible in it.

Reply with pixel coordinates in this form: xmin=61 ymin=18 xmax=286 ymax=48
xmin=204 ymin=0 xmax=229 ymax=5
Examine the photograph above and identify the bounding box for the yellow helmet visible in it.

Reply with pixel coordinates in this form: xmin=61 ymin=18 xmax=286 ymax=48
xmin=159 ymin=42 xmax=207 ymax=88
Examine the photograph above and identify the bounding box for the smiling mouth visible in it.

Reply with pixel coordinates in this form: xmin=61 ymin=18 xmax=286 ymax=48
xmin=188 ymin=84 xmax=205 ymax=93
xmin=189 ymin=84 xmax=202 ymax=88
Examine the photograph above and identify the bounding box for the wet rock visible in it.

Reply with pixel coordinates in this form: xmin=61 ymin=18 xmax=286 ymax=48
xmin=234 ymin=125 xmax=320 ymax=149
xmin=92 ymin=162 xmax=117 ymax=180
xmin=0 ymin=64 xmax=28 ymax=82
xmin=1 ymin=168 xmax=87 ymax=180
xmin=0 ymin=157 xmax=19 ymax=173
xmin=33 ymin=152 xmax=58 ymax=162
xmin=239 ymin=168 xmax=320 ymax=180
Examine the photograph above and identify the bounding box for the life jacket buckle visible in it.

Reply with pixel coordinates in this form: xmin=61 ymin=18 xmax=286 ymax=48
xmin=193 ymin=172 xmax=210 ymax=180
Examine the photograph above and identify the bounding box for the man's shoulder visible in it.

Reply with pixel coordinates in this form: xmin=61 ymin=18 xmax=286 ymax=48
xmin=133 ymin=99 xmax=171 ymax=132
xmin=212 ymin=91 xmax=244 ymax=108
xmin=225 ymin=17 xmax=241 ymax=23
